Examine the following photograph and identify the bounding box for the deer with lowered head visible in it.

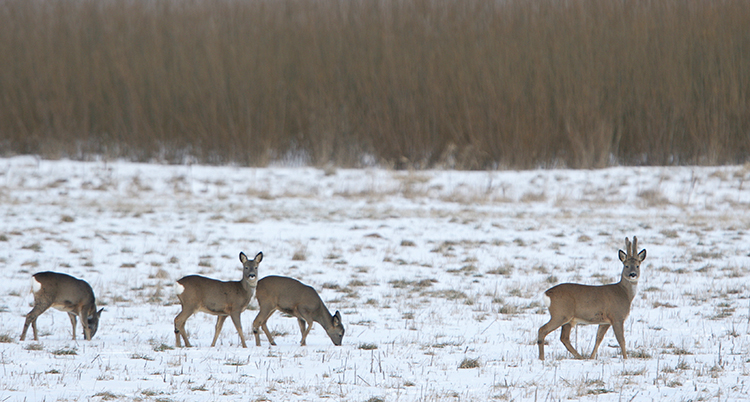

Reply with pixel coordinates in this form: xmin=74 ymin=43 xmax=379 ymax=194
xmin=174 ymin=251 xmax=261 ymax=348
xmin=537 ymin=237 xmax=646 ymax=360
xmin=252 ymin=275 xmax=345 ymax=346
xmin=20 ymin=271 xmax=104 ymax=341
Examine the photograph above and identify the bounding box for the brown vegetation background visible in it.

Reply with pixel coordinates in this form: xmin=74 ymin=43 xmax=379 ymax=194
xmin=1 ymin=0 xmax=748 ymax=169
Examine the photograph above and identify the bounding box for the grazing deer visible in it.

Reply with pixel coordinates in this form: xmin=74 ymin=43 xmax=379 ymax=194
xmin=537 ymin=237 xmax=646 ymax=360
xmin=252 ymin=276 xmax=345 ymax=346
xmin=174 ymin=251 xmax=262 ymax=348
xmin=20 ymin=272 xmax=103 ymax=341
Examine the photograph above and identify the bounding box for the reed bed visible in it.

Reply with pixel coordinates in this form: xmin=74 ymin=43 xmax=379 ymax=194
xmin=1 ymin=0 xmax=748 ymax=168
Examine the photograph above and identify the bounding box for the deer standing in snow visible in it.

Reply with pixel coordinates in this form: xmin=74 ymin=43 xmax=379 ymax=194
xmin=252 ymin=275 xmax=345 ymax=346
xmin=174 ymin=251 xmax=261 ymax=348
xmin=537 ymin=237 xmax=646 ymax=360
xmin=20 ymin=271 xmax=103 ymax=341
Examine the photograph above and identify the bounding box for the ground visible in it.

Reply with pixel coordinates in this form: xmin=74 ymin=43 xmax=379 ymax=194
xmin=1 ymin=157 xmax=749 ymax=401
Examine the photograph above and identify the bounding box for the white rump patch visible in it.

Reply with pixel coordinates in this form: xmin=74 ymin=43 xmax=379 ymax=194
xmin=542 ymin=294 xmax=551 ymax=308
xmin=31 ymin=277 xmax=42 ymax=293
xmin=175 ymin=282 xmax=185 ymax=295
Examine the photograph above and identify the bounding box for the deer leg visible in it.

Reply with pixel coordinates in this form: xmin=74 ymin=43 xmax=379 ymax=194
xmin=295 ymin=308 xmax=317 ymax=346
xmin=211 ymin=315 xmax=228 ymax=347
xmin=20 ymin=316 xmax=36 ymax=341
xmin=298 ymin=319 xmax=315 ymax=346
xmin=174 ymin=308 xmax=194 ymax=348
xmin=21 ymin=301 xmax=52 ymax=341
xmin=228 ymin=312 xmax=247 ymax=348
xmin=560 ymin=323 xmax=584 ymax=359
xmin=590 ymin=324 xmax=611 ymax=359
xmin=611 ymin=320 xmax=628 ymax=359
xmin=31 ymin=319 xmax=38 ymax=341
xmin=252 ymin=307 xmax=276 ymax=346
xmin=260 ymin=321 xmax=276 ymax=346
xmin=251 ymin=313 xmax=263 ymax=346
xmin=537 ymin=316 xmax=567 ymax=360
xmin=297 ymin=317 xmax=307 ymax=338
xmin=68 ymin=312 xmax=80 ymax=340
xmin=293 ymin=308 xmax=314 ymax=346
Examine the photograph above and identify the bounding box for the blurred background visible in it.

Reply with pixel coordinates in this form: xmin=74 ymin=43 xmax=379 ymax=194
xmin=1 ymin=0 xmax=748 ymax=169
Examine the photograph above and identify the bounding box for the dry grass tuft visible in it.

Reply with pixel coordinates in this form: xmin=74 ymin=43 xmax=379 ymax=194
xmin=583 ymin=380 xmax=613 ymax=396
xmin=486 ymin=263 xmax=513 ymax=276
xmin=458 ymin=357 xmax=481 ymax=369
xmin=638 ymin=188 xmax=670 ymax=206
xmin=628 ymin=349 xmax=652 ymax=359
xmin=51 ymin=348 xmax=77 ymax=356
xmin=22 ymin=243 xmax=42 ymax=252
xmin=152 ymin=343 xmax=174 ymax=352
xmin=422 ymin=289 xmax=468 ymax=301
xmin=292 ymin=248 xmax=308 ymax=261
xmin=151 ymin=268 xmax=170 ymax=279
xmin=93 ymin=391 xmax=120 ymax=401
xmin=130 ymin=353 xmax=155 ymax=361
xmin=500 ymin=301 xmax=525 ymax=315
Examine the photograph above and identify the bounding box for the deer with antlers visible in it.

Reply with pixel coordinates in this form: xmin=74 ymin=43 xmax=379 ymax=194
xmin=537 ymin=237 xmax=646 ymax=360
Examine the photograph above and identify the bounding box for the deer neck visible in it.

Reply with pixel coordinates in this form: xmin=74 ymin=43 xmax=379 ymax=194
xmin=618 ymin=275 xmax=638 ymax=302
xmin=313 ymin=304 xmax=334 ymax=329
xmin=240 ymin=277 xmax=257 ymax=293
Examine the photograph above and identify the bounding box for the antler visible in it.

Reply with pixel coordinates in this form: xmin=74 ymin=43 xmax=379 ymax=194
xmin=625 ymin=237 xmax=632 ymax=258
xmin=632 ymin=236 xmax=638 ymax=255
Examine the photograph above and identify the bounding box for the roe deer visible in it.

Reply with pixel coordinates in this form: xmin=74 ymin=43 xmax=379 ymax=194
xmin=20 ymin=271 xmax=103 ymax=341
xmin=174 ymin=251 xmax=261 ymax=348
xmin=252 ymin=275 xmax=345 ymax=346
xmin=537 ymin=237 xmax=646 ymax=360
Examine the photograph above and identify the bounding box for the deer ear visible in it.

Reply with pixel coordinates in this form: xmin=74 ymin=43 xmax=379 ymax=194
xmin=333 ymin=311 xmax=341 ymax=324
xmin=254 ymin=252 xmax=263 ymax=263
xmin=638 ymin=249 xmax=647 ymax=261
xmin=618 ymin=250 xmax=626 ymax=262
xmin=97 ymin=308 xmax=105 ymax=317
xmin=239 ymin=252 xmax=248 ymax=263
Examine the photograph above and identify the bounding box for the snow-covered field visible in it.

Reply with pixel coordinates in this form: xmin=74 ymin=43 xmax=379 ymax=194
xmin=1 ymin=156 xmax=749 ymax=401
